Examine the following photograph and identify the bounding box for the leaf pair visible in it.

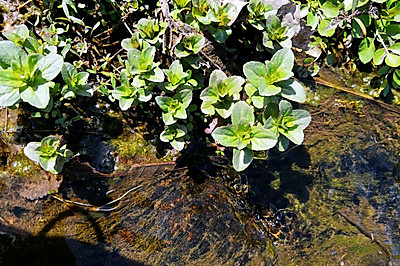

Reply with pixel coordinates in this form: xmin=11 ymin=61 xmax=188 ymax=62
xmin=243 ymin=48 xmax=306 ymax=108
xmin=160 ymin=60 xmax=197 ymax=91
xmin=212 ymin=101 xmax=277 ymax=171
xmin=128 ymin=46 xmax=164 ymax=82
xmin=200 ymin=70 xmax=244 ymax=118
xmin=0 ymin=41 xmax=63 ymax=109
xmin=156 ymin=89 xmax=193 ymax=125
xmin=61 ymin=63 xmax=93 ymax=99
xmin=263 ymin=100 xmax=311 ymax=151
xmin=111 ymin=71 xmax=152 ymax=110
xmin=24 ymin=136 xmax=73 ymax=174
xmin=160 ymin=124 xmax=188 ymax=151
xmin=135 ymin=18 xmax=167 ymax=45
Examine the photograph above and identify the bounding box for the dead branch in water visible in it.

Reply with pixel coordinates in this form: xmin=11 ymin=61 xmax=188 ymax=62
xmin=314 ymin=77 xmax=400 ymax=115
xmin=338 ymin=211 xmax=394 ymax=264
xmin=52 ymin=185 xmax=143 ymax=212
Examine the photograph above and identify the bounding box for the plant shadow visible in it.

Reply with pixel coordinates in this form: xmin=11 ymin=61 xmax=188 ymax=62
xmin=0 ymin=208 xmax=145 ymax=266
xmin=244 ymin=145 xmax=314 ymax=210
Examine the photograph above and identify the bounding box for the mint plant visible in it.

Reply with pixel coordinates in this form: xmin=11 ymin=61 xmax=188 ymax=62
xmin=155 ymin=89 xmax=193 ymax=125
xmin=127 ymin=45 xmax=164 ymax=83
xmin=2 ymin=24 xmax=30 ymax=47
xmin=212 ymin=101 xmax=277 ymax=171
xmin=171 ymin=0 xmax=192 ymax=20
xmin=263 ymin=100 xmax=311 ymax=151
xmin=160 ymin=124 xmax=188 ymax=151
xmin=262 ymin=15 xmax=295 ymax=52
xmin=200 ymin=69 xmax=244 ymax=118
xmin=135 ymin=18 xmax=167 ymax=45
xmin=243 ymin=48 xmax=306 ymax=109
xmin=24 ymin=136 xmax=73 ymax=174
xmin=61 ymin=63 xmax=93 ymax=99
xmin=121 ymin=32 xmax=145 ymax=51
xmin=112 ymin=70 xmax=152 ymax=110
xmin=0 ymin=42 xmax=63 ymax=109
xmin=174 ymin=34 xmax=205 ymax=58
xmin=159 ymin=60 xmax=197 ymax=92
xmin=186 ymin=0 xmax=241 ymax=43
xmin=247 ymin=0 xmax=277 ymax=30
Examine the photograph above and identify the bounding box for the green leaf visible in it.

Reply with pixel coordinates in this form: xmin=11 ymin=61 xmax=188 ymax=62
xmin=264 ymin=102 xmax=279 ymax=119
xmin=24 ymin=54 xmax=41 ymax=75
xmin=318 ymin=19 xmax=336 ymax=37
xmin=231 ymin=101 xmax=254 ymax=125
xmin=352 ymin=17 xmax=366 ymax=38
xmin=137 ymin=88 xmax=152 ymax=102
xmin=244 ymin=83 xmax=257 ymax=97
xmin=200 ymin=86 xmax=219 ymax=102
xmin=373 ymin=48 xmax=386 ymax=65
xmin=258 ymin=78 xmax=281 ymax=96
xmin=119 ymin=97 xmax=134 ymax=110
xmin=200 ymin=100 xmax=216 ymax=115
xmin=61 ymin=62 xmax=77 ymax=84
xmin=251 ymin=95 xmax=268 ymax=109
xmin=358 ymin=37 xmax=375 ymax=64
xmin=281 ymin=127 xmax=304 ymax=145
xmin=307 ymin=10 xmax=319 ymax=30
xmin=215 ymin=104 xmax=234 ymax=118
xmin=174 ymin=106 xmax=187 ymax=119
xmin=171 ymin=138 xmax=185 ymax=151
xmin=389 ymin=43 xmax=400 ymax=55
xmin=243 ymin=61 xmax=267 ymax=87
xmin=386 ymin=23 xmax=400 ymax=39
xmin=0 ymin=69 xmax=25 ymax=87
xmin=279 ymin=100 xmax=292 ymax=116
xmin=144 ymin=67 xmax=165 ymax=82
xmin=0 ymin=85 xmax=20 ymax=106
xmin=269 ymin=48 xmax=294 ymax=78
xmin=162 ymin=112 xmax=177 ymax=125
xmin=178 ymin=89 xmax=193 ymax=108
xmin=279 ymin=79 xmax=306 ymax=103
xmin=41 ymin=135 xmax=60 ymax=147
xmin=39 ymin=155 xmax=57 ymax=172
xmin=321 ymin=2 xmax=340 ymax=18
xmin=191 ymin=35 xmax=205 ymax=53
xmin=212 ymin=125 xmax=239 ymax=147
xmin=209 ymin=25 xmax=232 ymax=43
xmin=129 ymin=46 xmax=156 ymax=74
xmin=276 ymin=135 xmax=289 ymax=151
xmin=392 ymin=69 xmax=400 ymax=88
xmin=24 ymin=142 xmax=42 ymax=162
xmin=377 ymin=65 xmax=390 ymax=76
xmin=249 ymin=126 xmax=277 ymax=150
xmin=385 ymin=53 xmax=400 ymax=67
xmin=0 ymin=41 xmax=24 ymax=69
xmin=155 ymin=96 xmax=172 ymax=112
xmin=292 ymin=110 xmax=311 ymax=130
xmin=232 ymin=148 xmax=253 ymax=172
xmin=37 ymin=54 xmax=63 ymax=80
xmin=209 ymin=69 xmax=227 ymax=87
xmin=174 ymin=43 xmax=191 ymax=58
xmin=225 ymin=76 xmax=245 ymax=95
xmin=164 ymin=60 xmax=188 ymax=85
xmin=20 ymin=83 xmax=50 ymax=109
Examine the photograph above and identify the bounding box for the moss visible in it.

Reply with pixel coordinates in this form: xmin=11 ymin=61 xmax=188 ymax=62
xmin=8 ymin=154 xmax=41 ymax=179
xmin=109 ymin=129 xmax=153 ymax=157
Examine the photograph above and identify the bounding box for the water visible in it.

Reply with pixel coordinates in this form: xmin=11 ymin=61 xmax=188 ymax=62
xmin=1 ymin=79 xmax=400 ymax=265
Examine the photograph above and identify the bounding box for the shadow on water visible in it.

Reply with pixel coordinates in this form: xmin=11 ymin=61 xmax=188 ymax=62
xmin=243 ymin=145 xmax=314 ymax=210
xmin=0 ymin=210 xmax=145 ymax=266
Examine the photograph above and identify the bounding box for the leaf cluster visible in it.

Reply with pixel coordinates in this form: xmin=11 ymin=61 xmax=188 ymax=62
xmin=24 ymin=136 xmax=73 ymax=174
